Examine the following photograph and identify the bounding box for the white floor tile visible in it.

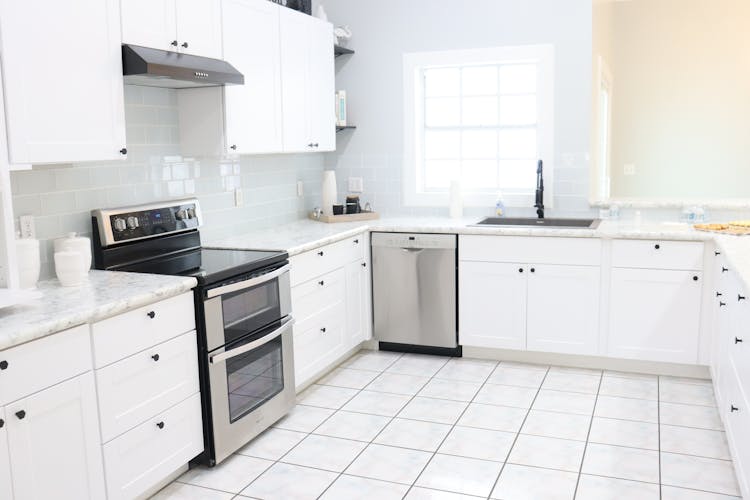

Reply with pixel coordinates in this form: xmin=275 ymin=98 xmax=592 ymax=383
xmin=386 ymin=353 xmax=450 ymax=377
xmin=490 ymin=463 xmax=578 ymax=500
xmin=660 ymin=401 xmax=723 ymax=430
xmin=406 ymin=486 xmax=484 ymax=499
xmin=240 ymin=463 xmax=337 ymax=500
xmin=236 ymin=427 xmax=307 ymax=460
xmin=474 ymin=383 xmax=538 ymax=408
xmin=549 ymin=365 xmax=602 ymax=376
xmin=588 ymin=416 xmax=659 ymax=450
xmin=318 ymin=367 xmax=380 ymax=389
xmin=297 ymin=384 xmax=358 ymax=409
xmin=660 ymin=375 xmax=713 ymax=387
xmin=661 ymin=452 xmax=740 ymax=497
xmin=341 ymin=390 xmax=411 ymax=417
xmin=320 ymin=475 xmax=409 ymax=500
xmin=439 ymin=425 xmax=515 ymax=462
xmin=366 ymin=372 xmax=431 ymax=395
xmin=507 ymin=434 xmax=585 ymax=472
xmin=661 ymin=425 xmax=731 ymax=460
xmin=434 ymin=358 xmax=497 ymax=383
xmin=486 ymin=365 xmax=547 ymax=388
xmin=398 ymin=396 xmax=468 ymax=424
xmin=500 ymin=361 xmax=549 ymax=371
xmin=179 ymin=455 xmax=272 ymax=494
xmin=313 ymin=410 xmax=391 ymax=442
xmin=340 ymin=350 xmax=402 ymax=371
xmin=152 ymin=482 xmax=234 ymax=500
xmin=521 ymin=409 xmax=591 ymax=441
xmin=582 ymin=442 xmax=660 ymax=483
xmin=374 ymin=417 xmax=452 ymax=452
xmin=415 ymin=453 xmax=504 ymax=497
xmin=599 ymin=375 xmax=659 ymax=400
xmin=604 ymin=370 xmax=658 ymax=381
xmin=345 ymin=443 xmax=432 ymax=484
xmin=272 ymin=404 xmax=334 ymax=433
xmin=531 ymin=389 xmax=596 ymax=415
xmin=542 ymin=371 xmax=600 ymax=394
xmin=661 ymin=485 xmax=741 ymax=499
xmin=575 ymin=474 xmax=660 ymax=500
xmin=281 ymin=434 xmax=366 ymax=472
xmin=417 ymin=378 xmax=482 ymax=402
xmin=594 ymin=395 xmax=659 ymax=423
xmin=458 ymin=402 xmax=527 ymax=433
xmin=660 ymin=381 xmax=717 ymax=407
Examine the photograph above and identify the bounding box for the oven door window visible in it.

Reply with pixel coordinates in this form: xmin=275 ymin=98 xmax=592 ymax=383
xmin=222 ymin=279 xmax=281 ymax=345
xmin=225 ymin=331 xmax=285 ymax=423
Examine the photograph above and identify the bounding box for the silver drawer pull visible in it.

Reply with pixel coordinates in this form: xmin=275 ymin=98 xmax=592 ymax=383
xmin=210 ymin=318 xmax=294 ymax=364
xmin=207 ymin=264 xmax=290 ymax=298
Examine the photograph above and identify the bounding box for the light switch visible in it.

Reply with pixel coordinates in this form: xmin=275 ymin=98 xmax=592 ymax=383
xmin=348 ymin=177 xmax=364 ymax=193
xmin=624 ymin=164 xmax=636 ymax=176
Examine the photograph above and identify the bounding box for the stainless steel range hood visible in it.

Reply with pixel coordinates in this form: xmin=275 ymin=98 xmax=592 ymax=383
xmin=122 ymin=44 xmax=244 ymax=89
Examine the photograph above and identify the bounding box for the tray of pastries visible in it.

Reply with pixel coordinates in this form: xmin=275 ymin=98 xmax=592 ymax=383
xmin=694 ymin=221 xmax=750 ymax=235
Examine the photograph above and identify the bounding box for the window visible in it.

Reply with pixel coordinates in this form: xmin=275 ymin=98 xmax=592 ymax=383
xmin=403 ymin=45 xmax=554 ymax=207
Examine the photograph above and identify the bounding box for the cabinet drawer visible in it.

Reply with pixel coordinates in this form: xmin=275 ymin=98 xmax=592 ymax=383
xmin=96 ymin=331 xmax=200 ymax=443
xmin=290 ymin=234 xmax=365 ymax=286
xmin=291 ymin=268 xmax=346 ymax=324
xmin=0 ymin=324 xmax=91 ymax=406
xmin=459 ymin=235 xmax=601 ymax=266
xmin=102 ymin=393 xmax=203 ymax=500
xmin=293 ymin=303 xmax=345 ymax=388
xmin=91 ymin=292 xmax=195 ymax=368
xmin=612 ymin=239 xmax=704 ymax=271
xmin=723 ymin=361 xmax=750 ymax=498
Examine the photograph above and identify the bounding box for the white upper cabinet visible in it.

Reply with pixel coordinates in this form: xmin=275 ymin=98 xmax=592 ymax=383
xmin=121 ymin=0 xmax=223 ymax=59
xmin=280 ymin=8 xmax=335 ymax=152
xmin=223 ymin=0 xmax=283 ymax=154
xmin=0 ymin=0 xmax=126 ymax=165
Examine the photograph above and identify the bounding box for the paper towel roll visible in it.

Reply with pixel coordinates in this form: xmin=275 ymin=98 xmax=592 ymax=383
xmin=321 ymin=170 xmax=338 ymax=217
xmin=15 ymin=238 xmax=40 ymax=289
xmin=449 ymin=180 xmax=463 ymax=218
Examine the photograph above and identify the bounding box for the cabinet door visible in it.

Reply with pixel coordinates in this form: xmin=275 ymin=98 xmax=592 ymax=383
xmin=346 ymin=258 xmax=372 ymax=348
xmin=6 ymin=373 xmax=106 ymax=500
xmin=608 ymin=268 xmax=703 ymax=363
xmin=459 ymin=261 xmax=527 ymax=349
xmin=0 ymin=409 xmax=12 ymax=500
xmin=0 ymin=0 xmax=126 ymax=165
xmin=176 ymin=0 xmax=223 ymax=59
xmin=527 ymin=265 xmax=600 ymax=355
xmin=223 ymin=0 xmax=283 ymax=154
xmin=307 ymin=16 xmax=335 ymax=151
xmin=280 ymin=7 xmax=311 ymax=152
xmin=121 ymin=0 xmax=178 ymax=51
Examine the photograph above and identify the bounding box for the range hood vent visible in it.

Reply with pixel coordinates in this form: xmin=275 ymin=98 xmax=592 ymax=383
xmin=122 ymin=44 xmax=244 ymax=89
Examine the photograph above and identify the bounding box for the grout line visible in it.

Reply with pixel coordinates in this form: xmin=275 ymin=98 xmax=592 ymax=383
xmin=572 ymin=370 xmax=604 ymax=499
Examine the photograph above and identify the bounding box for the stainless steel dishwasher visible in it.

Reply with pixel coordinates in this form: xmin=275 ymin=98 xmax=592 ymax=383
xmin=371 ymin=232 xmax=459 ymax=355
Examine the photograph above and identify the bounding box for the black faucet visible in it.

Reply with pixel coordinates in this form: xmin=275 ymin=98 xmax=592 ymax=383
xmin=534 ymin=159 xmax=544 ymax=219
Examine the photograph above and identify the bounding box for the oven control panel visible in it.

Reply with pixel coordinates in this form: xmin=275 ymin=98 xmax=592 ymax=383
xmin=93 ymin=199 xmax=202 ymax=247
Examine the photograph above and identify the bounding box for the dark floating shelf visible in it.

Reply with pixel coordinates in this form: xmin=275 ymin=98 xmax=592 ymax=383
xmin=334 ymin=44 xmax=354 ymax=57
xmin=336 ymin=125 xmax=357 ymax=133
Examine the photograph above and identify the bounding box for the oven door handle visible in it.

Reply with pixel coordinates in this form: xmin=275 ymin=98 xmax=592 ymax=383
xmin=209 ymin=318 xmax=294 ymax=364
xmin=206 ymin=263 xmax=290 ymax=298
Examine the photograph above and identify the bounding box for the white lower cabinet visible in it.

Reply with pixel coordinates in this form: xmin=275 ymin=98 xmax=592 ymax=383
xmin=293 ymin=303 xmax=346 ymax=387
xmin=346 ymin=258 xmax=372 ymax=346
xmin=608 ymin=268 xmax=703 ymax=363
xmin=5 ymin=372 xmax=106 ymax=500
xmin=102 ymin=393 xmax=203 ymax=500
xmin=0 ymin=409 xmax=11 ymax=500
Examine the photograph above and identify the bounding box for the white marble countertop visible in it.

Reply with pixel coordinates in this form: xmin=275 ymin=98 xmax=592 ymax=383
xmin=0 ymin=271 xmax=197 ymax=351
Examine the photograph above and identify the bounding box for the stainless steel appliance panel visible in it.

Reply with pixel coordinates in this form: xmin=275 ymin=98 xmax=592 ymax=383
xmin=372 ymin=233 xmax=457 ymax=348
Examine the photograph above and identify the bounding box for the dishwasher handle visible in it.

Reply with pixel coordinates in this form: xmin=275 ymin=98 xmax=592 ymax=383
xmin=401 ymin=247 xmax=425 ymax=253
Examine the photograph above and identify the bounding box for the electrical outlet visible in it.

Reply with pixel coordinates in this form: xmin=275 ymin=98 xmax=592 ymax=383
xmin=234 ymin=188 xmax=244 ymax=207
xmin=624 ymin=163 xmax=636 ymax=176
xmin=19 ymin=215 xmax=35 ymax=239
xmin=297 ymin=180 xmax=304 ymax=197
xmin=348 ymin=177 xmax=364 ymax=193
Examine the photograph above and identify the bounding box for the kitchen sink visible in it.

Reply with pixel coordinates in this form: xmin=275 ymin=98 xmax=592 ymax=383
xmin=473 ymin=217 xmax=601 ymax=229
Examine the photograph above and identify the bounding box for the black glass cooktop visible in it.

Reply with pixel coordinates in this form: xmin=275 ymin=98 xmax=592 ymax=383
xmin=181 ymin=248 xmax=287 ymax=286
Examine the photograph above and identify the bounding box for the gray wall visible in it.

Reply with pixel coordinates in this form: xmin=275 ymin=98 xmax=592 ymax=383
xmin=11 ymin=86 xmax=325 ymax=278
xmin=319 ymin=0 xmax=594 ymax=217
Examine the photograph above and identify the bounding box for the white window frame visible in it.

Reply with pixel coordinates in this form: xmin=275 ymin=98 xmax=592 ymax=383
xmin=403 ymin=45 xmax=555 ymax=208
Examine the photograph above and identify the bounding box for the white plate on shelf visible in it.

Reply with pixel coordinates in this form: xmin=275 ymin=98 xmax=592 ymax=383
xmin=0 ymin=289 xmax=43 ymax=310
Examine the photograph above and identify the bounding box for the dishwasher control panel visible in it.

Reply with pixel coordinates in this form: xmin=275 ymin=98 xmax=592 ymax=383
xmin=371 ymin=232 xmax=457 ymax=249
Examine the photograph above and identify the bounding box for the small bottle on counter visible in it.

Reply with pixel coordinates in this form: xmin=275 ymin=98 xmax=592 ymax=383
xmin=495 ymin=192 xmax=506 ymax=217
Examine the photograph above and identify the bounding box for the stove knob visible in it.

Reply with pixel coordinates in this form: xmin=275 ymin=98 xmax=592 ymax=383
xmin=175 ymin=209 xmax=187 ymax=220
xmin=113 ymin=218 xmax=127 ymax=232
xmin=186 ymin=207 xmax=196 ymax=219
xmin=126 ymin=216 xmax=140 ymax=230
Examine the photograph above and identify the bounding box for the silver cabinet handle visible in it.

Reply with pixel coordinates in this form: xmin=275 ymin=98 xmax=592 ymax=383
xmin=207 ymin=264 xmax=289 ymax=298
xmin=210 ymin=318 xmax=294 ymax=364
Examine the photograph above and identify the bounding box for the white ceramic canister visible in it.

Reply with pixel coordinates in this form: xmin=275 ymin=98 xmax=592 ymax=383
xmin=54 ymin=232 xmax=92 ymax=270
xmin=15 ymin=237 xmax=40 ymax=289
xmin=54 ymin=251 xmax=89 ymax=287
xmin=321 ymin=170 xmax=338 ymax=217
